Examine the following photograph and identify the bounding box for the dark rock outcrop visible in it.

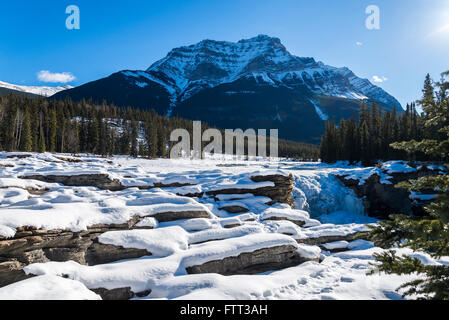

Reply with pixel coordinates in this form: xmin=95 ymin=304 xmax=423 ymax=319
xmin=336 ymin=165 xmax=444 ymax=218
xmin=91 ymin=287 xmax=135 ymax=300
xmin=0 ymin=259 xmax=31 ymax=288
xmin=262 ymin=216 xmax=306 ymax=227
xmin=219 ymin=206 xmax=249 ymax=214
xmin=296 ymin=233 xmax=359 ymax=246
xmin=20 ymin=174 xmax=124 ymax=191
xmin=7 ymin=154 xmax=31 ymax=159
xmin=152 ymin=210 xmax=210 ymax=222
xmin=186 ymin=244 xmax=318 ymax=276
xmin=91 ymin=287 xmax=151 ymax=300
xmin=85 ymin=242 xmax=150 ymax=265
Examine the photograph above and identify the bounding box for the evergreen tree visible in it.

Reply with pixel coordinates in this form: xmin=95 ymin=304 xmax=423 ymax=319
xmin=20 ymin=109 xmax=32 ymax=152
xmin=38 ymin=127 xmax=46 ymax=153
xmin=130 ymin=119 xmax=138 ymax=157
xmin=146 ymin=120 xmax=158 ymax=158
xmin=366 ymin=71 xmax=449 ymax=299
xmin=49 ymin=109 xmax=57 ymax=152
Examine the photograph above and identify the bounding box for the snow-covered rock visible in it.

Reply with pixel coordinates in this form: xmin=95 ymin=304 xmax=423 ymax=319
xmin=1 ymin=152 xmax=447 ymax=300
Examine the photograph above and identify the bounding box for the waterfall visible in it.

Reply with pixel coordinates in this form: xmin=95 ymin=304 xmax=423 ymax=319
xmin=291 ymin=171 xmax=365 ymax=219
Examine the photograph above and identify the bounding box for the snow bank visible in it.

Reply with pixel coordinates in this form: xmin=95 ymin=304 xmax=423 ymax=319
xmin=381 ymin=161 xmax=416 ymax=174
xmin=98 ymin=226 xmax=189 ymax=257
xmin=0 ymin=275 xmax=101 ymax=300
xmin=182 ymin=233 xmax=300 ymax=268
xmin=188 ymin=225 xmax=263 ymax=244
xmin=260 ymin=206 xmax=310 ymax=224
xmin=296 ymin=223 xmax=370 ymax=241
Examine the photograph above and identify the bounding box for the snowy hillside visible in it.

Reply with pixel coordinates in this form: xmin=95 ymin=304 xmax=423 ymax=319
xmin=0 ymin=153 xmax=446 ymax=300
xmin=0 ymin=81 xmax=73 ymax=97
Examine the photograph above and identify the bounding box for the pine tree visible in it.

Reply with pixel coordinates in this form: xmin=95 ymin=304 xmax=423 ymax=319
xmin=20 ymin=109 xmax=32 ymax=152
xmin=366 ymin=71 xmax=449 ymax=299
xmin=38 ymin=127 xmax=46 ymax=153
xmin=130 ymin=119 xmax=138 ymax=157
xmin=146 ymin=120 xmax=158 ymax=159
xmin=3 ymin=104 xmax=16 ymax=152
xmin=421 ymin=73 xmax=435 ymax=109
xmin=359 ymin=120 xmax=370 ymax=166
xmin=49 ymin=109 xmax=57 ymax=152
xmin=157 ymin=122 xmax=167 ymax=158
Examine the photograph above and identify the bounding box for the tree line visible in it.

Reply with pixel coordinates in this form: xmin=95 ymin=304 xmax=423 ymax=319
xmin=0 ymin=95 xmax=319 ymax=159
xmin=320 ymin=102 xmax=427 ymax=165
xmin=319 ymin=72 xmax=449 ymax=165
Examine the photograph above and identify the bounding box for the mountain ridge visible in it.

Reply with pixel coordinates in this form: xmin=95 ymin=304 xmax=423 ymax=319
xmin=0 ymin=81 xmax=73 ymax=97
xmin=143 ymin=34 xmax=401 ymax=110
xmin=52 ymin=35 xmax=402 ymax=143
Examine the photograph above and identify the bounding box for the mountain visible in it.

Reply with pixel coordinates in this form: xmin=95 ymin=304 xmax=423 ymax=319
xmin=0 ymin=81 xmax=73 ymax=97
xmin=53 ymin=35 xmax=402 ymax=143
xmin=0 ymin=87 xmax=40 ymax=98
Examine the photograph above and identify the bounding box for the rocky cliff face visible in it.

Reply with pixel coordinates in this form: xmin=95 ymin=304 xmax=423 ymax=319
xmin=336 ymin=165 xmax=444 ymax=218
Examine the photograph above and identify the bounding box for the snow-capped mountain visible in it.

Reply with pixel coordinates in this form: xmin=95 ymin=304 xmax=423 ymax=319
xmin=53 ymin=35 xmax=402 ymax=143
xmin=144 ymin=35 xmax=400 ymax=108
xmin=0 ymin=81 xmax=73 ymax=97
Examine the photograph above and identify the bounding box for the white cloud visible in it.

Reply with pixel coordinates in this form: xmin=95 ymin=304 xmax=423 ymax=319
xmin=372 ymin=75 xmax=388 ymax=83
xmin=37 ymin=70 xmax=76 ymax=83
xmin=356 ymin=41 xmax=364 ymax=46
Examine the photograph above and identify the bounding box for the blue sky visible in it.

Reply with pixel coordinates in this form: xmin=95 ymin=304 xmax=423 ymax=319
xmin=1 ymin=0 xmax=448 ymax=107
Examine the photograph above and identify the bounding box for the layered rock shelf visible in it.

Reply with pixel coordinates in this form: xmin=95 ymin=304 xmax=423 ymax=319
xmin=186 ymin=244 xmax=317 ymax=275
xmin=2 ymin=153 xmax=427 ymax=300
xmin=20 ymin=174 xmax=124 ymax=191
xmin=207 ymin=174 xmax=294 ymax=206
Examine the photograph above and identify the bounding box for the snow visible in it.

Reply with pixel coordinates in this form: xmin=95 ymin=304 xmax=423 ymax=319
xmin=410 ymin=191 xmax=436 ymax=201
xmin=1 ymin=152 xmax=447 ymax=300
xmin=183 ymin=233 xmax=302 ymax=268
xmin=159 ymin=218 xmax=212 ymax=232
xmin=144 ymin=243 xmax=431 ymax=300
xmin=188 ymin=225 xmax=263 ymax=244
xmin=98 ymin=227 xmax=189 ymax=257
xmin=298 ymin=223 xmax=371 ymax=241
xmin=0 ymin=275 xmax=101 ymax=300
xmin=134 ymin=217 xmax=158 ymax=228
xmin=260 ymin=206 xmax=310 ymax=224
xmin=381 ymin=161 xmax=416 ymax=174
xmin=310 ymin=100 xmax=329 ymax=121
xmin=142 ymin=35 xmax=401 ymax=109
xmin=321 ymin=241 xmax=350 ymax=251
xmin=0 ymin=81 xmax=73 ymax=97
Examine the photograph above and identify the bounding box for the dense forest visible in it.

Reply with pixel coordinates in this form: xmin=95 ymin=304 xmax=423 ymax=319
xmin=0 ymin=95 xmax=319 ymax=159
xmin=320 ymin=73 xmax=446 ymax=165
